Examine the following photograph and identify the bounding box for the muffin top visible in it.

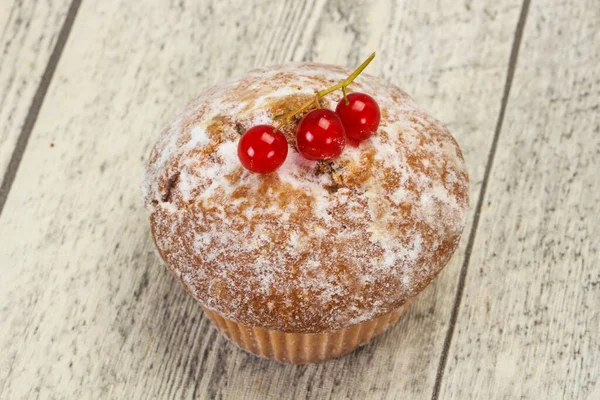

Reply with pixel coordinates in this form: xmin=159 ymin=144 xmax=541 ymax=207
xmin=143 ymin=63 xmax=469 ymax=333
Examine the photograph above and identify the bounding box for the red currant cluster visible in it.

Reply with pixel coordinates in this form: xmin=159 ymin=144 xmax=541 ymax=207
xmin=238 ymin=53 xmax=381 ymax=174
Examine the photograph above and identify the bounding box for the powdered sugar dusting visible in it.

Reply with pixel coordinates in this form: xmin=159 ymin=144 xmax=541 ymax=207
xmin=188 ymin=126 xmax=210 ymax=148
xmin=143 ymin=63 xmax=469 ymax=333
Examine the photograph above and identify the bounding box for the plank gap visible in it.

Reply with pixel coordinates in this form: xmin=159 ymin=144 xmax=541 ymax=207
xmin=0 ymin=0 xmax=83 ymax=218
xmin=430 ymin=0 xmax=532 ymax=399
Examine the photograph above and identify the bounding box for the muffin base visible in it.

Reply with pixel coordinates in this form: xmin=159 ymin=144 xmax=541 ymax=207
xmin=202 ymin=299 xmax=415 ymax=364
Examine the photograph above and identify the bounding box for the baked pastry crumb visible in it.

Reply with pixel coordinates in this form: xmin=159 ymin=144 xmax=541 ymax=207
xmin=143 ymin=63 xmax=469 ymax=333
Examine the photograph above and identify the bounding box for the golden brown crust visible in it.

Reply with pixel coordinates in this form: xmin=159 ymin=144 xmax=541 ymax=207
xmin=143 ymin=63 xmax=469 ymax=333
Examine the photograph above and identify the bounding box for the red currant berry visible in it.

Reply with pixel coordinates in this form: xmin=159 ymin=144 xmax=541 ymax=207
xmin=335 ymin=92 xmax=380 ymax=144
xmin=237 ymin=125 xmax=288 ymax=174
xmin=296 ymin=109 xmax=346 ymax=160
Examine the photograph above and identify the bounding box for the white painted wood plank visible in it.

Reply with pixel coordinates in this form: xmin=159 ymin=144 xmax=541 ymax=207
xmin=440 ymin=1 xmax=600 ymax=399
xmin=0 ymin=0 xmax=521 ymax=398
xmin=0 ymin=0 xmax=72 ymax=177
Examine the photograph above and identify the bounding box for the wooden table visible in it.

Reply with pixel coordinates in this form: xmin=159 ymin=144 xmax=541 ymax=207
xmin=1 ymin=0 xmax=598 ymax=398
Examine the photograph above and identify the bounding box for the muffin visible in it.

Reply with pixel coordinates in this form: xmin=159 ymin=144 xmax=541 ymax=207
xmin=142 ymin=62 xmax=469 ymax=364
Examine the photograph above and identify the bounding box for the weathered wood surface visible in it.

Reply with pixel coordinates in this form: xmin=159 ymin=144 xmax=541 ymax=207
xmin=439 ymin=1 xmax=600 ymax=399
xmin=0 ymin=0 xmax=73 ymax=183
xmin=2 ymin=0 xmax=596 ymax=398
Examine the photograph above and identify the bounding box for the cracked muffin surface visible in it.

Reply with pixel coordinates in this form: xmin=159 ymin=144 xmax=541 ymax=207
xmin=143 ymin=63 xmax=469 ymax=333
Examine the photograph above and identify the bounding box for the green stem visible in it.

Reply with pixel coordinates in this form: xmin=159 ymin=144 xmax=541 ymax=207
xmin=274 ymin=52 xmax=376 ymax=123
xmin=317 ymin=52 xmax=375 ymax=98
xmin=275 ymin=98 xmax=315 ymax=120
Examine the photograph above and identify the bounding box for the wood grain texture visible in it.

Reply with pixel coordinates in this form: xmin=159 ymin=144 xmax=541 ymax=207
xmin=0 ymin=0 xmax=71 ymax=178
xmin=439 ymin=1 xmax=600 ymax=399
xmin=0 ymin=0 xmax=524 ymax=399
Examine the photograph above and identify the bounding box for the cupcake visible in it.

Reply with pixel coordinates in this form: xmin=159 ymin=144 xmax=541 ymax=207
xmin=143 ymin=56 xmax=469 ymax=364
